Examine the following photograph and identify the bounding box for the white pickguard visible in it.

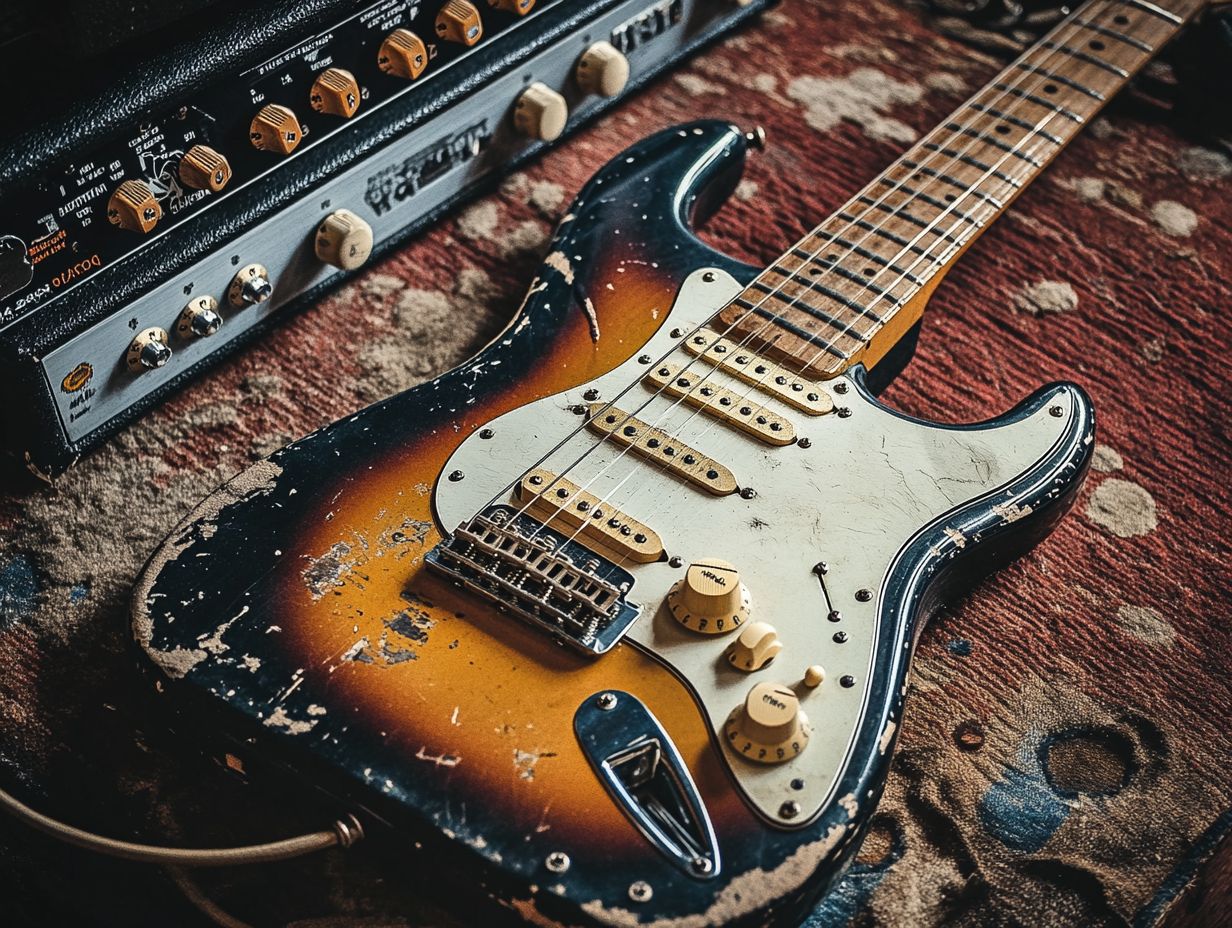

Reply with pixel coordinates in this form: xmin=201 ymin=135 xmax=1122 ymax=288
xmin=435 ymin=267 xmax=1075 ymax=826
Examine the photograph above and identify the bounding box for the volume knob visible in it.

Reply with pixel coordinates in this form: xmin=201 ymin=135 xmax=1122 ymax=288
xmin=667 ymin=557 xmax=750 ymax=635
xmin=315 ymin=209 xmax=373 ymax=270
xmin=436 ymin=0 xmax=483 ymax=46
xmin=487 ymin=0 xmax=535 ymax=13
xmin=249 ymin=104 xmax=302 ymax=155
xmin=514 ymin=82 xmax=568 ymax=142
xmin=228 ymin=263 xmax=273 ymax=307
xmin=178 ymin=145 xmax=232 ymax=192
xmin=176 ymin=295 xmax=223 ymax=338
xmin=310 ymin=68 xmax=361 ymax=118
xmin=125 ymin=327 xmax=172 ymax=371
xmin=724 ymin=681 xmax=811 ymax=765
xmin=726 ymin=621 xmax=783 ymax=672
xmin=378 ymin=29 xmax=429 ymax=79
xmin=107 ymin=180 xmax=161 ymax=233
xmin=575 ymin=42 xmax=629 ymax=97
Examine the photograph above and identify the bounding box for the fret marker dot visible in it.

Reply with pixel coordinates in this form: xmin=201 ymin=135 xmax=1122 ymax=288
xmin=1089 ymin=40 xmax=1105 ymax=51
xmin=995 ymin=124 xmax=1010 ymax=135
xmin=1044 ymin=84 xmax=1058 ymax=94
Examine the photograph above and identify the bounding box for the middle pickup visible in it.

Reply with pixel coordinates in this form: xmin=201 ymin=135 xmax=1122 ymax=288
xmin=643 ymin=362 xmax=796 ymax=447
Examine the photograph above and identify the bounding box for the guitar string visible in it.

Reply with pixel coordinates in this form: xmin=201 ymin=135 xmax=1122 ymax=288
xmin=476 ymin=1 xmax=1133 ymax=555
xmin=520 ymin=4 xmax=1118 ymax=560
xmin=499 ymin=1 xmax=1120 ymax=555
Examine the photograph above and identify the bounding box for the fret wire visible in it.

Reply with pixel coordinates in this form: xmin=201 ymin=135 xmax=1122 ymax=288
xmin=734 ymin=0 xmax=1192 ymax=362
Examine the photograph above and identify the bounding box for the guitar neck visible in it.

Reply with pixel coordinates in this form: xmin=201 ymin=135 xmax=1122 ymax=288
xmin=719 ymin=0 xmax=1206 ymax=379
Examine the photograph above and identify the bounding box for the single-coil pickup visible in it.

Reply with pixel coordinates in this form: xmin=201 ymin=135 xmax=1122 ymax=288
xmin=586 ymin=404 xmax=737 ymax=496
xmin=682 ymin=331 xmax=835 ymax=416
xmin=514 ymin=468 xmax=665 ymax=564
xmin=644 ymin=362 xmax=796 ymax=447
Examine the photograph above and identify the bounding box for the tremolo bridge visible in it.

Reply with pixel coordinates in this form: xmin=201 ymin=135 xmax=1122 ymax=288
xmin=425 ymin=505 xmax=642 ymax=656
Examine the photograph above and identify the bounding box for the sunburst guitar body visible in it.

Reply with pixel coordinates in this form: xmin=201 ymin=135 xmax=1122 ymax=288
xmin=135 ymin=115 xmax=1101 ymax=925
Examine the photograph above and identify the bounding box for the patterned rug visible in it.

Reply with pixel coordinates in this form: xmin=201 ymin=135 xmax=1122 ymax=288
xmin=1 ymin=1 xmax=1229 ymax=925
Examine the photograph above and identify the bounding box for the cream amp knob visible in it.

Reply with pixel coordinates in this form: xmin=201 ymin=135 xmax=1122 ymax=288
xmin=514 ymin=82 xmax=568 ymax=142
xmin=726 ymin=621 xmax=782 ymax=672
xmin=575 ymin=41 xmax=629 ymax=97
xmin=315 ymin=209 xmax=373 ymax=270
xmin=724 ymin=681 xmax=810 ymax=764
xmin=667 ymin=557 xmax=750 ymax=635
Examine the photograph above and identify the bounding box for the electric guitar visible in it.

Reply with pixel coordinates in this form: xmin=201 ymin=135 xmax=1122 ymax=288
xmin=133 ymin=2 xmax=1204 ymax=924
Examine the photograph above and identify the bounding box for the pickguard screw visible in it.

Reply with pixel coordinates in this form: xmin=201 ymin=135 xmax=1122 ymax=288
xmin=448 ymin=470 xmax=464 ymax=482
xmin=638 ymin=354 xmax=652 ymax=364
xmin=702 ymin=271 xmax=716 ymax=283
xmin=546 ymin=851 xmax=571 ymax=873
xmin=479 ymin=428 xmax=494 ymax=439
xmin=584 ymin=388 xmax=600 ymax=401
xmin=597 ymin=692 xmax=618 ymax=710
xmin=837 ymin=407 xmax=852 ymax=418
xmin=828 ymin=610 xmax=842 ymax=623
xmin=855 ymin=588 xmax=873 ymax=602
xmin=833 ymin=631 xmax=848 ymax=644
xmin=668 ymin=556 xmax=684 ymax=568
xmin=572 ymin=404 xmax=586 ymax=415
xmin=1049 ymin=405 xmax=1064 ymax=417
xmin=840 ymin=675 xmax=856 ymax=688
xmin=798 ymin=437 xmax=812 ymax=449
xmin=813 ymin=562 xmax=828 ymax=576
xmin=834 ymin=381 xmax=849 ymax=394
xmin=740 ymin=487 xmax=757 ymax=499
xmin=671 ymin=327 xmax=686 ymax=338
xmin=779 ymin=801 xmax=800 ymax=820
xmin=690 ymin=857 xmax=714 ymax=876
xmin=629 ymin=881 xmax=653 ymax=902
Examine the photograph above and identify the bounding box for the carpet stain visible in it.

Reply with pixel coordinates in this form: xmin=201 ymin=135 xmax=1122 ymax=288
xmin=1151 ymin=200 xmax=1199 ymax=237
xmin=1116 ymin=604 xmax=1176 ymax=647
xmin=1013 ymin=280 xmax=1078 ymax=316
xmin=786 ymin=67 xmax=925 ymax=143
xmin=1085 ymin=478 xmax=1159 ymax=538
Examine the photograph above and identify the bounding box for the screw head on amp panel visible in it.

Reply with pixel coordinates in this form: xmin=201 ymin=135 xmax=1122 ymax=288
xmin=228 ymin=264 xmax=273 ymax=308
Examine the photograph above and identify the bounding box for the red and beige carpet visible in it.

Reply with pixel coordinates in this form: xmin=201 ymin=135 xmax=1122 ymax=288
xmin=1 ymin=1 xmax=1229 ymax=925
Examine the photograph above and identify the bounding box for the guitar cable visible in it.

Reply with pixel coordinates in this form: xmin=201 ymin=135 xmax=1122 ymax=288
xmin=0 ymin=780 xmax=364 ymax=866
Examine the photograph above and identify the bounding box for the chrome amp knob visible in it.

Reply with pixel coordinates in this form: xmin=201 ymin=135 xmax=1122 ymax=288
xmin=228 ymin=263 xmax=273 ymax=307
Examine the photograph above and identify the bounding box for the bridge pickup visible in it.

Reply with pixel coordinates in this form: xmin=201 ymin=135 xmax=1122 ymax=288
xmin=586 ymin=404 xmax=738 ymax=496
xmin=515 ymin=468 xmax=665 ymax=564
xmin=682 ymin=331 xmax=835 ymax=416
xmin=644 ymin=363 xmax=796 ymax=447
xmin=424 ymin=505 xmax=642 ymax=657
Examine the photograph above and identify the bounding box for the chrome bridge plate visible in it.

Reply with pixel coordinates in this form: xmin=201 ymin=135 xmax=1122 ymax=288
xmin=424 ymin=504 xmax=642 ymax=656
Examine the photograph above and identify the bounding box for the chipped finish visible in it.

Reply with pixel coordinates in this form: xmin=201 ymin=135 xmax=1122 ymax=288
xmin=131 ymin=121 xmax=1095 ymax=926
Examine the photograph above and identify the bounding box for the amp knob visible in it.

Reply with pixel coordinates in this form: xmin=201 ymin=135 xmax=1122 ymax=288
xmin=724 ymin=681 xmax=811 ymax=765
xmin=315 ymin=209 xmax=373 ymax=270
xmin=575 ymin=41 xmax=629 ymax=97
xmin=310 ymin=67 xmax=361 ymax=118
xmin=176 ymin=295 xmax=223 ymax=338
xmin=107 ymin=180 xmax=161 ymax=233
xmin=249 ymin=104 xmax=302 ymax=155
xmin=178 ymin=145 xmax=232 ymax=192
xmin=667 ymin=557 xmax=750 ymax=635
xmin=378 ymin=29 xmax=429 ymax=79
xmin=436 ymin=0 xmax=483 ymax=46
xmin=125 ymin=327 xmax=172 ymax=371
xmin=513 ymin=82 xmax=568 ymax=142
xmin=228 ymin=263 xmax=273 ymax=308
xmin=487 ymin=0 xmax=535 ymax=13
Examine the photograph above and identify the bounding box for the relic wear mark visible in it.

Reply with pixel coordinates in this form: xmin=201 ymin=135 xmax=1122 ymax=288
xmin=301 ymin=517 xmax=433 ymax=600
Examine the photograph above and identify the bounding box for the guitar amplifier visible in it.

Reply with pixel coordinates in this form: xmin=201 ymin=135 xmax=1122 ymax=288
xmin=0 ymin=0 xmax=774 ymax=480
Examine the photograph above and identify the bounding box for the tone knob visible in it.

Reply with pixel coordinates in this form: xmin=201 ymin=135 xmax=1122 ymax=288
xmin=249 ymin=104 xmax=302 ymax=155
xmin=378 ymin=28 xmax=429 ymax=79
xmin=726 ymin=621 xmax=783 ymax=672
xmin=176 ymin=295 xmax=223 ymax=338
xmin=575 ymin=41 xmax=629 ymax=98
xmin=310 ymin=68 xmax=361 ymax=118
xmin=436 ymin=0 xmax=483 ymax=46
xmin=125 ymin=327 xmax=172 ymax=371
xmin=724 ymin=681 xmax=811 ymax=765
xmin=228 ymin=263 xmax=273 ymax=307
xmin=178 ymin=145 xmax=232 ymax=192
xmin=667 ymin=557 xmax=750 ymax=635
xmin=315 ymin=209 xmax=373 ymax=270
xmin=107 ymin=180 xmax=161 ymax=233
xmin=487 ymin=0 xmax=535 ymax=14
xmin=514 ymin=82 xmax=568 ymax=142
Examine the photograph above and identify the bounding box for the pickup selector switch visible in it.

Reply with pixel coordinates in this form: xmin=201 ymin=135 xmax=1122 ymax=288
xmin=378 ymin=29 xmax=429 ymax=79
xmin=249 ymin=104 xmax=302 ymax=155
xmin=668 ymin=557 xmax=750 ymax=635
xmin=725 ymin=681 xmax=811 ymax=765
xmin=228 ymin=263 xmax=273 ymax=307
xmin=310 ymin=68 xmax=361 ymax=118
xmin=176 ymin=296 xmax=223 ymax=338
xmin=575 ymin=41 xmax=629 ymax=97
xmin=126 ymin=327 xmax=172 ymax=371
xmin=107 ymin=180 xmax=161 ymax=233
xmin=487 ymin=0 xmax=535 ymax=14
xmin=315 ymin=209 xmax=373 ymax=270
xmin=178 ymin=145 xmax=232 ymax=192
xmin=436 ymin=0 xmax=483 ymax=45
xmin=726 ymin=621 xmax=783 ymax=672
xmin=514 ymin=82 xmax=568 ymax=142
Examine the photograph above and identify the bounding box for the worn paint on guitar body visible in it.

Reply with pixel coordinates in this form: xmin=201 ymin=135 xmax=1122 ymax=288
xmin=133 ymin=121 xmax=1094 ymax=926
